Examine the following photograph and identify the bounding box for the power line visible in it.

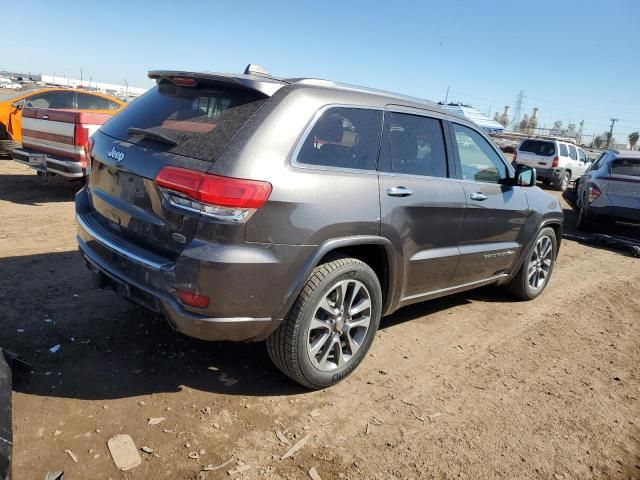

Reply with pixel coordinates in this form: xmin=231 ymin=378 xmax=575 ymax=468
xmin=510 ymin=90 xmax=525 ymax=131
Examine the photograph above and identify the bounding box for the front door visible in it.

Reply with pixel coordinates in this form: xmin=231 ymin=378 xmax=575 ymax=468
xmin=378 ymin=109 xmax=466 ymax=300
xmin=448 ymin=122 xmax=530 ymax=285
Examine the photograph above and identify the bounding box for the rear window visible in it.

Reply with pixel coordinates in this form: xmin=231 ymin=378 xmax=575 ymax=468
xmin=519 ymin=140 xmax=556 ymax=156
xmin=611 ymin=158 xmax=640 ymax=177
xmin=101 ymin=81 xmax=267 ymax=162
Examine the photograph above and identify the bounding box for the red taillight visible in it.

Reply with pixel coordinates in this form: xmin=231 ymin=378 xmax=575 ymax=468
xmin=172 ymin=77 xmax=196 ymax=86
xmin=588 ymin=184 xmax=602 ymax=203
xmin=74 ymin=124 xmax=89 ymax=147
xmin=155 ymin=166 xmax=272 ymax=209
xmin=176 ymin=289 xmax=209 ymax=308
xmin=551 ymin=156 xmax=559 ymax=168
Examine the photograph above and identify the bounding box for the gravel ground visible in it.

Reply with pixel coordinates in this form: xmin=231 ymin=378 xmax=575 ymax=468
xmin=0 ymin=160 xmax=639 ymax=479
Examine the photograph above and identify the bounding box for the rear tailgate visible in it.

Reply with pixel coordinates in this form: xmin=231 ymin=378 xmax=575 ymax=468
xmin=21 ymin=108 xmax=112 ymax=163
xmin=605 ymin=157 xmax=640 ymax=210
xmin=517 ymin=139 xmax=556 ymax=168
xmin=84 ymin=74 xmax=276 ymax=259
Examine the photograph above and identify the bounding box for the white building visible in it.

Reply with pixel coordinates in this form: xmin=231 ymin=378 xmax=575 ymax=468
xmin=40 ymin=74 xmax=149 ymax=98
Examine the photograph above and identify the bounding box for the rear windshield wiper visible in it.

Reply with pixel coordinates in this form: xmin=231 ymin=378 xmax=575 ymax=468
xmin=127 ymin=127 xmax=178 ymax=147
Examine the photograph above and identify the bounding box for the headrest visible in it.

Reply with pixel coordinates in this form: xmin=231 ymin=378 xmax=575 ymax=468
xmin=390 ymin=130 xmax=417 ymax=160
xmin=314 ymin=115 xmax=344 ymax=143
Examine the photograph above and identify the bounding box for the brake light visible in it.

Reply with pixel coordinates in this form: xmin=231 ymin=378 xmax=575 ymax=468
xmin=588 ymin=184 xmax=602 ymax=203
xmin=176 ymin=289 xmax=209 ymax=308
xmin=551 ymin=156 xmax=559 ymax=168
xmin=74 ymin=124 xmax=90 ymax=168
xmin=155 ymin=166 xmax=272 ymax=221
xmin=172 ymin=77 xmax=196 ymax=86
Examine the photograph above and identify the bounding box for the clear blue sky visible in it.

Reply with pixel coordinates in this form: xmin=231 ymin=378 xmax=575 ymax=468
xmin=3 ymin=0 xmax=639 ymax=143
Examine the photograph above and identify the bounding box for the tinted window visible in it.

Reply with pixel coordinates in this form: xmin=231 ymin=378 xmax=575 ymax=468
xmin=568 ymin=145 xmax=578 ymax=160
xmin=453 ymin=124 xmax=507 ymax=183
xmin=101 ymin=81 xmax=267 ymax=162
xmin=559 ymin=143 xmax=569 ymax=157
xmin=296 ymin=107 xmax=382 ymax=170
xmin=611 ymin=158 xmax=640 ymax=177
xmin=76 ymin=92 xmax=111 ymax=110
xmin=378 ymin=112 xmax=447 ymax=177
xmin=25 ymin=91 xmax=73 ymax=109
xmin=519 ymin=140 xmax=555 ymax=156
xmin=108 ymin=100 xmax=121 ymax=110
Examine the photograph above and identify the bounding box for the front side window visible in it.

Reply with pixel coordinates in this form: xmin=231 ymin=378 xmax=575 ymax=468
xmin=296 ymin=107 xmax=383 ymax=170
xmin=378 ymin=111 xmax=447 ymax=177
xmin=578 ymin=149 xmax=587 ymax=162
xmin=25 ymin=91 xmax=73 ymax=109
xmin=452 ymin=123 xmax=507 ymax=183
xmin=568 ymin=145 xmax=578 ymax=160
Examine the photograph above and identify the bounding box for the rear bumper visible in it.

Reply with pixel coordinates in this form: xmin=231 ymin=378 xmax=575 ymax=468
xmin=75 ymin=188 xmax=311 ymax=342
xmin=12 ymin=147 xmax=85 ymax=178
xmin=534 ymin=166 xmax=567 ymax=184
xmin=588 ymin=205 xmax=640 ymax=224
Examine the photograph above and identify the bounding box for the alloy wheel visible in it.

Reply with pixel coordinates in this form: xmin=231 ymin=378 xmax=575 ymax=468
xmin=527 ymin=235 xmax=554 ymax=291
xmin=307 ymin=279 xmax=372 ymax=371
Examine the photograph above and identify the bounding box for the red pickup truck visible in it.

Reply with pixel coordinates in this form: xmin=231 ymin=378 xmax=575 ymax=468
xmin=11 ymin=107 xmax=113 ymax=179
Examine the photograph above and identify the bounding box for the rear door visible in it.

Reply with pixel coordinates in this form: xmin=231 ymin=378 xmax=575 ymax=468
xmin=567 ymin=144 xmax=580 ymax=179
xmin=378 ymin=107 xmax=466 ymax=299
xmin=86 ymin=78 xmax=269 ymax=258
xmin=448 ymin=122 xmax=529 ymax=284
xmin=516 ymin=139 xmax=556 ymax=169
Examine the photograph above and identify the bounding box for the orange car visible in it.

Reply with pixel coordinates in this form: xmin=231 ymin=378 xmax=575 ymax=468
xmin=0 ymin=88 xmax=126 ymax=155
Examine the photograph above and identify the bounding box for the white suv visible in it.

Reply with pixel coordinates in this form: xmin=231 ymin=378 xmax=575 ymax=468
xmin=514 ymin=138 xmax=590 ymax=191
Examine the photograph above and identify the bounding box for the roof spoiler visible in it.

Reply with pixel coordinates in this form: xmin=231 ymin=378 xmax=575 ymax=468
xmin=148 ymin=69 xmax=287 ymax=97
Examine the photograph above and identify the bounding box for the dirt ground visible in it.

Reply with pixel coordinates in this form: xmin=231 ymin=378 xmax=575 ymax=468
xmin=0 ymin=160 xmax=639 ymax=480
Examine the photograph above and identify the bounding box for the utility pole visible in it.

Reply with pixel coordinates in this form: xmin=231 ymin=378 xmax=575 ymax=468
xmin=511 ymin=90 xmax=525 ymax=132
xmin=607 ymin=118 xmax=618 ymax=148
xmin=444 ymin=86 xmax=450 ymax=104
xmin=577 ymin=120 xmax=584 ymax=145
xmin=80 ymin=68 xmax=83 ymax=87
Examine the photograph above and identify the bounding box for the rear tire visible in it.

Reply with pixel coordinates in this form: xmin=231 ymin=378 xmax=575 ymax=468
xmin=505 ymin=227 xmax=557 ymax=300
xmin=266 ymin=256 xmax=382 ymax=389
xmin=555 ymin=172 xmax=570 ymax=192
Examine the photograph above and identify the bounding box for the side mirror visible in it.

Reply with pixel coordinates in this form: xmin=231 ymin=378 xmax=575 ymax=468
xmin=515 ymin=164 xmax=536 ymax=186
xmin=12 ymin=102 xmax=23 ymax=111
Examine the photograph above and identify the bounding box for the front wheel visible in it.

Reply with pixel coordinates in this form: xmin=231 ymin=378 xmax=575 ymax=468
xmin=267 ymin=256 xmax=382 ymax=389
xmin=505 ymin=227 xmax=557 ymax=300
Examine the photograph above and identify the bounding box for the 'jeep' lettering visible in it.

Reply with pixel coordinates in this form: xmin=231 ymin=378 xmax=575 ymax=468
xmin=107 ymin=147 xmax=125 ymax=163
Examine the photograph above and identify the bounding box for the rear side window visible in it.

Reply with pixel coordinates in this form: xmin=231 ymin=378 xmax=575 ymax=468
xmin=568 ymin=145 xmax=578 ymax=160
xmin=379 ymin=112 xmax=447 ymax=177
xmin=76 ymin=92 xmax=111 ymax=110
xmin=101 ymin=81 xmax=267 ymax=162
xmin=611 ymin=158 xmax=640 ymax=177
xmin=578 ymin=149 xmax=587 ymax=162
xmin=559 ymin=144 xmax=569 ymax=157
xmin=519 ymin=140 xmax=555 ymax=156
xmin=296 ymin=107 xmax=382 ymax=170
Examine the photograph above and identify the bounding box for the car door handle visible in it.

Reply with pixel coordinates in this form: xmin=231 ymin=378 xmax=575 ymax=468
xmin=387 ymin=186 xmax=413 ymax=197
xmin=469 ymin=192 xmax=488 ymax=201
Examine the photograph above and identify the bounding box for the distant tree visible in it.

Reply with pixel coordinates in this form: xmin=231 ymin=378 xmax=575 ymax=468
xmin=518 ymin=114 xmax=530 ymax=133
xmin=549 ymin=121 xmax=564 ymax=136
xmin=629 ymin=131 xmax=639 ymax=150
xmin=593 ymin=134 xmax=606 ymax=149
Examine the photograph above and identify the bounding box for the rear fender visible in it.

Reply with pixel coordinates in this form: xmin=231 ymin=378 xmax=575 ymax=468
xmin=275 ymin=236 xmax=400 ymax=320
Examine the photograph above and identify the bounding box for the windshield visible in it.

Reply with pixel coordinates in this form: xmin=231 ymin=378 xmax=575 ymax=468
xmin=100 ymin=81 xmax=267 ymax=162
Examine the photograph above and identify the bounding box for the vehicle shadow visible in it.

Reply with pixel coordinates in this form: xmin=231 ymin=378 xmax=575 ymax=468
xmin=2 ymin=250 xmax=510 ymax=401
xmin=0 ymin=169 xmax=81 ymax=205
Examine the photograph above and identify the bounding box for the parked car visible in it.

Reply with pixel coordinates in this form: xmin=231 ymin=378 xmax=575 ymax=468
xmin=0 ymin=82 xmax=21 ymax=91
xmin=514 ymin=138 xmax=590 ymax=191
xmin=76 ymin=66 xmax=563 ymax=388
xmin=0 ymin=88 xmax=126 ymax=156
xmin=11 ymin=107 xmax=114 ymax=179
xmin=575 ymin=150 xmax=640 ymax=230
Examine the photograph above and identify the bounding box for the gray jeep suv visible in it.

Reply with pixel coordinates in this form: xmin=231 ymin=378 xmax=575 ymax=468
xmin=76 ymin=65 xmax=563 ymax=388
